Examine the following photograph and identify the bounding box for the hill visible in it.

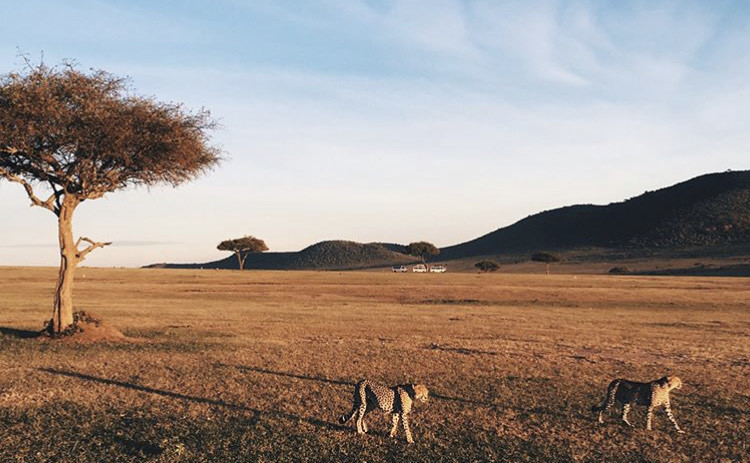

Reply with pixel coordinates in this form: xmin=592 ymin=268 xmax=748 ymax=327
xmin=287 ymin=241 xmax=410 ymax=269
xmin=151 ymin=170 xmax=750 ymax=271
xmin=440 ymin=170 xmax=750 ymax=259
xmin=151 ymin=241 xmax=412 ymax=270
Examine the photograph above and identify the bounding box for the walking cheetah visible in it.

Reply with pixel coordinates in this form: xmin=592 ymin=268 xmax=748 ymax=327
xmin=591 ymin=376 xmax=685 ymax=433
xmin=339 ymin=380 xmax=429 ymax=443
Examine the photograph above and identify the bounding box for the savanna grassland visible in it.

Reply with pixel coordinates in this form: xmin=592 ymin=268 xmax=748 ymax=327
xmin=0 ymin=267 xmax=748 ymax=463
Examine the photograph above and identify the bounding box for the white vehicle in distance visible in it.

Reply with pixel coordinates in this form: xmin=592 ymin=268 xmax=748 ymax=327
xmin=391 ymin=265 xmax=408 ymax=273
xmin=412 ymin=264 xmax=427 ymax=273
xmin=429 ymin=265 xmax=447 ymax=273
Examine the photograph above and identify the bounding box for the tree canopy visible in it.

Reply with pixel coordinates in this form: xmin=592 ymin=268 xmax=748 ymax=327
xmin=0 ymin=62 xmax=220 ymax=202
xmin=531 ymin=252 xmax=561 ymax=264
xmin=405 ymin=241 xmax=440 ymax=265
xmin=0 ymin=60 xmax=221 ymax=334
xmin=531 ymin=252 xmax=561 ymax=275
xmin=218 ymin=236 xmax=268 ymax=270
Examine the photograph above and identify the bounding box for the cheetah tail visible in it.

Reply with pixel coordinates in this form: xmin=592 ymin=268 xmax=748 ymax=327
xmin=339 ymin=408 xmax=356 ymax=424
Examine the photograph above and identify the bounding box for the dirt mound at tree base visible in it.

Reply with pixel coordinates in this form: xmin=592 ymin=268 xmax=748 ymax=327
xmin=43 ymin=311 xmax=129 ymax=343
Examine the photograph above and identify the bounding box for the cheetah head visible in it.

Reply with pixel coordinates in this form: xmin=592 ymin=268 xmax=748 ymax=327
xmin=666 ymin=376 xmax=683 ymax=390
xmin=413 ymin=384 xmax=429 ymax=403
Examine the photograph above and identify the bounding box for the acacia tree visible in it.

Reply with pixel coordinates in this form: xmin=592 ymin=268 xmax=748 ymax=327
xmin=531 ymin=252 xmax=561 ymax=275
xmin=405 ymin=241 xmax=440 ymax=268
xmin=0 ymin=61 xmax=220 ymax=335
xmin=217 ymin=236 xmax=268 ymax=270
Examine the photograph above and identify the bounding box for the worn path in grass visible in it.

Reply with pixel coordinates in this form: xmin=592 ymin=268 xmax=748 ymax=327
xmin=0 ymin=267 xmax=748 ymax=462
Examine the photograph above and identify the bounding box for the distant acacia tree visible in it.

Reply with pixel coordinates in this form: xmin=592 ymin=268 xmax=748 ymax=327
xmin=405 ymin=241 xmax=440 ymax=268
xmin=475 ymin=260 xmax=500 ymax=273
xmin=0 ymin=60 xmax=220 ymax=335
xmin=218 ymin=236 xmax=268 ymax=270
xmin=531 ymin=252 xmax=561 ymax=275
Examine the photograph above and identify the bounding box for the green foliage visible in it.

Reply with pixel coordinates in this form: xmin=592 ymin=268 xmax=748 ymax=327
xmin=405 ymin=241 xmax=440 ymax=263
xmin=531 ymin=252 xmax=560 ymax=264
xmin=217 ymin=236 xmax=268 ymax=254
xmin=475 ymin=260 xmax=500 ymax=272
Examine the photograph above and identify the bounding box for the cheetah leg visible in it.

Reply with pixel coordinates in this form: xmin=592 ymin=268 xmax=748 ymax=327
xmin=355 ymin=403 xmax=368 ymax=434
xmin=645 ymin=406 xmax=654 ymax=430
xmin=389 ymin=414 xmax=400 ymax=438
xmin=354 ymin=384 xmax=369 ymax=435
xmin=597 ymin=402 xmax=611 ymax=424
xmin=621 ymin=404 xmax=633 ymax=427
xmin=665 ymin=404 xmax=684 ymax=433
xmin=596 ymin=380 xmax=619 ymax=424
xmin=402 ymin=414 xmax=414 ymax=444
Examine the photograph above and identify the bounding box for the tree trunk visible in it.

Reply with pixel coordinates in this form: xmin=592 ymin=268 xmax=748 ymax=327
xmin=545 ymin=263 xmax=550 ymax=275
xmin=235 ymin=251 xmax=246 ymax=270
xmin=51 ymin=197 xmax=79 ymax=333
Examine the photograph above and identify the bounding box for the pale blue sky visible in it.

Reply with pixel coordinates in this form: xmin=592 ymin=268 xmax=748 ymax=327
xmin=1 ymin=0 xmax=749 ymax=267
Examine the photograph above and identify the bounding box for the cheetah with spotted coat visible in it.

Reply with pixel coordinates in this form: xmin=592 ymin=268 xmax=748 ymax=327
xmin=339 ymin=380 xmax=429 ymax=443
xmin=591 ymin=375 xmax=685 ymax=433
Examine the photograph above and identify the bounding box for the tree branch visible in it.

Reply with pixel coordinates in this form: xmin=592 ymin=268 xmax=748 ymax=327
xmin=75 ymin=237 xmax=112 ymax=261
xmin=0 ymin=169 xmax=58 ymax=213
xmin=49 ymin=181 xmax=64 ymax=213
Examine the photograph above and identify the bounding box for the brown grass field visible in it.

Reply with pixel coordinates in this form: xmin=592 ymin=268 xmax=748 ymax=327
xmin=0 ymin=267 xmax=748 ymax=463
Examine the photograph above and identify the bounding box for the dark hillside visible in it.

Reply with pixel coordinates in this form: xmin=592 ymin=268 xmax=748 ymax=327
xmin=146 ymin=251 xmax=297 ymax=270
xmin=441 ymin=170 xmax=750 ymax=259
xmin=287 ymin=241 xmax=411 ymax=269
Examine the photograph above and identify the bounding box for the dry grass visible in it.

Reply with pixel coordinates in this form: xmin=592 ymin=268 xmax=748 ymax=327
xmin=0 ymin=267 xmax=748 ymax=462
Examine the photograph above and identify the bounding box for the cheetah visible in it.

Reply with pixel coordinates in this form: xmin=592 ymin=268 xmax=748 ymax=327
xmin=591 ymin=376 xmax=685 ymax=433
xmin=339 ymin=380 xmax=429 ymax=444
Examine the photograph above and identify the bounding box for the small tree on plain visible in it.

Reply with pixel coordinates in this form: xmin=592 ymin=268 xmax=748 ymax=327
xmin=531 ymin=252 xmax=561 ymax=275
xmin=0 ymin=60 xmax=220 ymax=335
xmin=475 ymin=260 xmax=500 ymax=273
xmin=218 ymin=236 xmax=268 ymax=270
xmin=405 ymin=241 xmax=440 ymax=269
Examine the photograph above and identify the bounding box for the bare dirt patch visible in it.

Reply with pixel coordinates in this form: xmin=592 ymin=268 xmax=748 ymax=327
xmin=40 ymin=310 xmax=130 ymax=343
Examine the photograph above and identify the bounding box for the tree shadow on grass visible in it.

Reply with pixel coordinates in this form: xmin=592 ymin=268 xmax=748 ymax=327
xmin=0 ymin=327 xmax=41 ymax=339
xmin=38 ymin=368 xmax=349 ymax=433
xmin=216 ymin=363 xmax=355 ymax=387
xmin=214 ymin=363 xmax=496 ymax=409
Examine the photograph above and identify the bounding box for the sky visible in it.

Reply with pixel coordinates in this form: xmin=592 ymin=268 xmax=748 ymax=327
xmin=1 ymin=0 xmax=749 ymax=267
